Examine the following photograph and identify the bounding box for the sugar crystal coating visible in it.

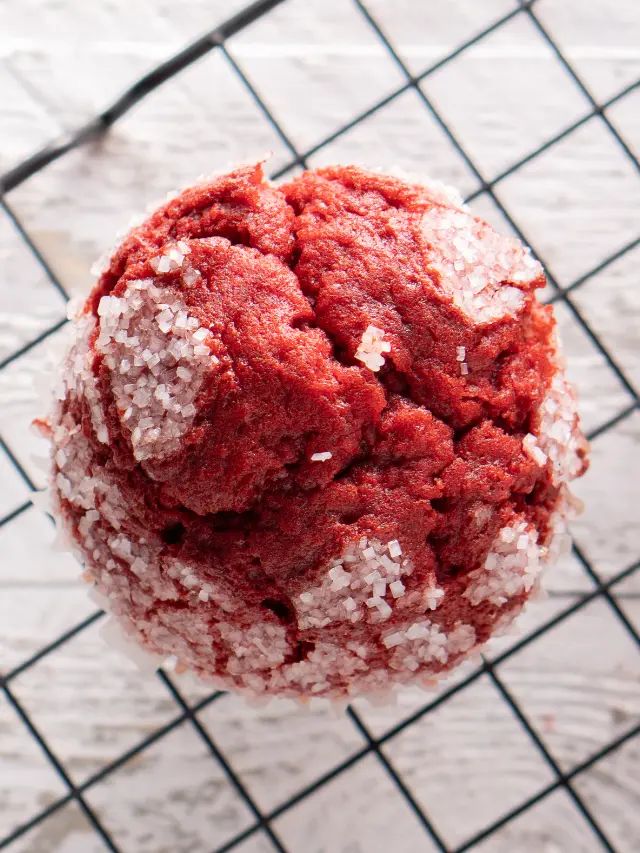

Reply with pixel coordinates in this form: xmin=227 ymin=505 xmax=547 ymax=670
xmin=41 ymin=164 xmax=588 ymax=700
xmin=96 ymin=274 xmax=219 ymax=461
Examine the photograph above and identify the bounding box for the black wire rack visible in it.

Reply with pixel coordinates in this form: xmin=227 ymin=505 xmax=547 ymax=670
xmin=0 ymin=0 xmax=638 ymax=851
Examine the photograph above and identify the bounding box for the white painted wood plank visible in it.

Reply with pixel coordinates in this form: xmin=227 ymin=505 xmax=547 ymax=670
xmin=421 ymin=12 xmax=592 ymax=178
xmin=499 ymin=597 xmax=640 ymax=772
xmin=5 ymin=802 xmax=108 ymax=853
xmin=0 ymin=1 xmax=638 ymax=851
xmin=574 ymin=735 xmax=640 ymax=852
xmin=8 ymin=619 xmax=181 ymax=785
xmin=474 ymin=788 xmax=603 ymax=853
xmin=382 ymin=675 xmax=556 ymax=847
xmin=495 ymin=119 xmax=639 ymax=287
xmin=273 ymin=753 xmax=439 ymax=852
xmin=572 ymin=244 xmax=640 ymax=394
xmin=85 ymin=721 xmax=255 ymax=853
xmin=0 ymin=696 xmax=67 ymax=840
xmin=571 ymin=412 xmax=640 ymax=578
xmin=0 ymin=207 xmax=66 ymax=363
xmin=197 ymin=694 xmax=365 ymax=812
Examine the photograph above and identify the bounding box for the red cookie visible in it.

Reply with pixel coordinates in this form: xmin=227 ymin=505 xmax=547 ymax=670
xmin=43 ymin=164 xmax=588 ymax=699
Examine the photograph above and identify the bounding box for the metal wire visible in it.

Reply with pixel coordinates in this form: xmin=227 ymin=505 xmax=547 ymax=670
xmin=0 ymin=0 xmax=638 ymax=850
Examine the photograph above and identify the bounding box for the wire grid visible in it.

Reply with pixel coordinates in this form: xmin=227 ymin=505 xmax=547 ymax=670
xmin=0 ymin=0 xmax=638 ymax=850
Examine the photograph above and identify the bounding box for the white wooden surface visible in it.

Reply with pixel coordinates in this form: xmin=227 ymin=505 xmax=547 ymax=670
xmin=1 ymin=1 xmax=639 ymax=851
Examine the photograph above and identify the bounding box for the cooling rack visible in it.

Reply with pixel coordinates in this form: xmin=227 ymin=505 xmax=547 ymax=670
xmin=0 ymin=1 xmax=638 ymax=850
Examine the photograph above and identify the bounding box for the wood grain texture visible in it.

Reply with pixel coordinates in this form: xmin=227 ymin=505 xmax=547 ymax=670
xmin=0 ymin=0 xmax=638 ymax=850
xmin=307 ymin=85 xmax=480 ymax=195
xmin=382 ymin=675 xmax=557 ymax=847
xmin=572 ymin=244 xmax=640 ymax=397
xmin=5 ymin=802 xmax=107 ymax=853
xmin=571 ymin=412 xmax=640 ymax=578
xmin=498 ymin=597 xmax=640 ymax=772
xmin=360 ymin=0 xmax=517 ymax=75
xmin=495 ymin=118 xmax=639 ymax=288
xmin=474 ymin=789 xmax=603 ymax=853
xmin=420 ymin=12 xmax=592 ymax=178
xmin=573 ymin=736 xmax=640 ymax=852
xmin=85 ymin=720 xmax=255 ymax=853
xmin=534 ymin=0 xmax=640 ymax=102
xmin=0 ymin=207 xmax=66 ymax=364
xmin=0 ymin=450 xmax=29 ymax=520
xmin=9 ymin=620 xmax=182 ymax=786
xmin=606 ymin=87 xmax=640 ymax=158
xmin=198 ymin=695 xmax=365 ymax=813
xmin=273 ymin=753 xmax=440 ymax=852
xmin=0 ymin=697 xmax=66 ymax=840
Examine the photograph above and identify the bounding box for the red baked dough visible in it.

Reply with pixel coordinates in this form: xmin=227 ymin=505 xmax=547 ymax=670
xmin=43 ymin=164 xmax=587 ymax=699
